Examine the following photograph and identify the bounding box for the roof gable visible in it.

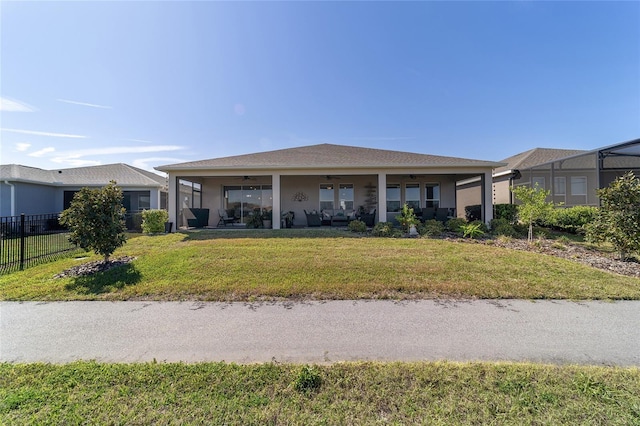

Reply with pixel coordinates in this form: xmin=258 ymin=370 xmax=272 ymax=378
xmin=157 ymin=143 xmax=502 ymax=171
xmin=495 ymin=148 xmax=587 ymax=174
xmin=0 ymin=163 xmax=166 ymax=188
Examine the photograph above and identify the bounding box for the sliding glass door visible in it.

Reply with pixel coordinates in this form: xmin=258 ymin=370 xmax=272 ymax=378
xmin=224 ymin=185 xmax=272 ymax=224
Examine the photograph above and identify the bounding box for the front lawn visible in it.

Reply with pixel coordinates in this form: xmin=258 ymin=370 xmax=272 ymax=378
xmin=1 ymin=361 xmax=638 ymax=424
xmin=1 ymin=230 xmax=639 ymax=301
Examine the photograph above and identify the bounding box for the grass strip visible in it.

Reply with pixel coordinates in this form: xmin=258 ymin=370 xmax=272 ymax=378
xmin=1 ymin=361 xmax=639 ymax=425
xmin=1 ymin=230 xmax=639 ymax=301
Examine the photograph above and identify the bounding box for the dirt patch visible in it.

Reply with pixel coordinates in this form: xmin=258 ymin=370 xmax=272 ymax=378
xmin=54 ymin=256 xmax=137 ymax=279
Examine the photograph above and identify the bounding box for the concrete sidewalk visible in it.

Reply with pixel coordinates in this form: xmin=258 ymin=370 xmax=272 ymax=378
xmin=1 ymin=300 xmax=639 ymax=365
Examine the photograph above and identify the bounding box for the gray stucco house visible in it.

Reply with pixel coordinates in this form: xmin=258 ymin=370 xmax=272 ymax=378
xmin=0 ymin=163 xmax=168 ymax=217
xmin=494 ymin=138 xmax=640 ymax=207
xmin=156 ymin=143 xmax=503 ymax=230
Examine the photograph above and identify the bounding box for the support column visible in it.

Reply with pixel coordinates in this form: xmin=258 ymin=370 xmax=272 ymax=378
xmin=272 ymin=173 xmax=281 ymax=229
xmin=168 ymin=175 xmax=177 ymax=231
xmin=482 ymin=171 xmax=493 ymax=224
xmin=378 ymin=173 xmax=387 ymax=223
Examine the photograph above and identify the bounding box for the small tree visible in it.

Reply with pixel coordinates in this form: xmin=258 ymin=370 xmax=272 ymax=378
xmin=511 ymin=183 xmax=555 ymax=242
xmin=586 ymin=172 xmax=640 ymax=260
xmin=60 ymin=181 xmax=127 ymax=262
xmin=396 ymin=203 xmax=420 ymax=232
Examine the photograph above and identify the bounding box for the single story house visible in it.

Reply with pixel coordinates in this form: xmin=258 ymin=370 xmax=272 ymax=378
xmin=155 ymin=143 xmax=503 ymax=230
xmin=494 ymin=137 xmax=640 ymax=207
xmin=0 ymin=163 xmax=168 ymax=217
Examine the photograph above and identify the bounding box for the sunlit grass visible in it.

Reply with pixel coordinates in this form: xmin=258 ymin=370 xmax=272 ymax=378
xmin=1 ymin=230 xmax=639 ymax=301
xmin=1 ymin=361 xmax=638 ymax=425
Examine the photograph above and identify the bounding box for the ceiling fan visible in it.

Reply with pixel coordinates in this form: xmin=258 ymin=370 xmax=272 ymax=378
xmin=324 ymin=175 xmax=341 ymax=180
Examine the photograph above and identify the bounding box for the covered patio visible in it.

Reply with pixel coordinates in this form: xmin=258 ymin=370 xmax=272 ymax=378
xmin=156 ymin=144 xmax=502 ymax=230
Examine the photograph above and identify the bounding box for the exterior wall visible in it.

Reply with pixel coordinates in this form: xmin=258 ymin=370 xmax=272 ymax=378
xmin=0 ymin=182 xmax=13 ymax=216
xmin=12 ymin=182 xmax=57 ymax=216
xmin=512 ymin=168 xmax=599 ymax=207
xmin=456 ymin=181 xmax=481 ymax=219
xmin=492 ymin=176 xmax=512 ymax=205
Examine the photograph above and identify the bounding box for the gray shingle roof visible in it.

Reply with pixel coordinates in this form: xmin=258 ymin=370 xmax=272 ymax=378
xmin=0 ymin=163 xmax=167 ymax=188
xmin=495 ymin=148 xmax=588 ymax=174
xmin=157 ymin=143 xmax=502 ymax=171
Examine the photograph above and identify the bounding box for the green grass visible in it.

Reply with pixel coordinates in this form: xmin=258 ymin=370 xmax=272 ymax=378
xmin=1 ymin=361 xmax=638 ymax=425
xmin=1 ymin=230 xmax=639 ymax=301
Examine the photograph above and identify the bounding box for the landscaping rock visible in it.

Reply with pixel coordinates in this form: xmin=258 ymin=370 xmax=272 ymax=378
xmin=54 ymin=256 xmax=136 ymax=279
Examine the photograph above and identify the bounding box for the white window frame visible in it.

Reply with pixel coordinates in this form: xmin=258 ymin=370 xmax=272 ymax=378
xmin=554 ymin=176 xmax=566 ymax=195
xmin=319 ymin=183 xmax=335 ymax=211
xmin=570 ymin=176 xmax=587 ymax=196
xmin=405 ymin=183 xmax=421 ymax=210
xmin=386 ymin=184 xmax=401 ymax=213
xmin=425 ymin=183 xmax=440 ymax=208
xmin=338 ymin=183 xmax=354 ymax=210
xmin=532 ymin=177 xmax=545 ymax=190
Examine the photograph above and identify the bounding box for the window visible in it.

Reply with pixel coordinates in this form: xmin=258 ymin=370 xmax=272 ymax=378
xmin=386 ymin=184 xmax=401 ymax=212
xmin=554 ymin=177 xmax=566 ymax=195
xmin=405 ymin=183 xmax=420 ymax=210
xmin=224 ymin=185 xmax=272 ymax=224
xmin=425 ymin=184 xmax=440 ymax=208
xmin=532 ymin=177 xmax=545 ymax=189
xmin=320 ymin=184 xmax=334 ymax=210
xmin=338 ymin=184 xmax=354 ymax=210
xmin=179 ymin=179 xmax=202 ymax=209
xmin=571 ymin=177 xmax=587 ymax=196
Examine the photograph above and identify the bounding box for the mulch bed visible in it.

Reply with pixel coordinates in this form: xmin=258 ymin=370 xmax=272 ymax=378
xmin=54 ymin=256 xmax=136 ymax=279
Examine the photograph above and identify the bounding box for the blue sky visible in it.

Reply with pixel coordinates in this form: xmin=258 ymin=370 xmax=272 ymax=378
xmin=1 ymin=1 xmax=639 ymax=174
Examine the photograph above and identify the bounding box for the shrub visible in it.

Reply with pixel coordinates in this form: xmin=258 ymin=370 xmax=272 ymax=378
xmin=493 ymin=204 xmax=518 ymax=223
xmin=418 ymin=219 xmax=445 ymax=237
xmin=294 ymin=365 xmax=322 ymax=392
xmin=347 ymin=220 xmax=367 ymax=233
xmin=445 ymin=218 xmax=467 ymax=233
xmin=464 ymin=204 xmax=482 ymax=222
xmin=460 ymin=222 xmax=486 ymax=239
xmin=395 ymin=204 xmax=420 ymax=232
xmin=547 ymin=206 xmax=598 ymax=234
xmin=490 ymin=218 xmax=517 ymax=237
xmin=142 ymin=209 xmax=169 ymax=234
xmin=586 ymin=171 xmax=640 ymax=259
xmin=372 ymin=222 xmax=402 ymax=237
xmin=59 ymin=181 xmax=127 ymax=262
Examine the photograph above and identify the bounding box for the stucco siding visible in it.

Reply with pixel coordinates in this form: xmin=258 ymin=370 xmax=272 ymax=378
xmin=15 ymin=182 xmax=57 ymax=215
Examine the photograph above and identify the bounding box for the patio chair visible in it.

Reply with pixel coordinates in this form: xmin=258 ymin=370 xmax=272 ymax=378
xmin=217 ymin=209 xmax=238 ymax=227
xmin=359 ymin=208 xmax=376 ymax=227
xmin=435 ymin=208 xmax=449 ymax=222
xmin=304 ymin=210 xmax=322 ymax=227
xmin=421 ymin=207 xmax=436 ymax=222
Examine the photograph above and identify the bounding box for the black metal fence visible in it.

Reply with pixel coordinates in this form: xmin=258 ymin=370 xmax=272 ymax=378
xmin=0 ymin=213 xmax=79 ymax=274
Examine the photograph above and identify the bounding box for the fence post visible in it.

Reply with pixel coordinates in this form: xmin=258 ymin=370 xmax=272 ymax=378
xmin=19 ymin=213 xmax=25 ymax=271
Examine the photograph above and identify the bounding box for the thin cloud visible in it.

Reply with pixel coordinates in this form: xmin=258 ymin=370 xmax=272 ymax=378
xmin=120 ymin=138 xmax=153 ymax=144
xmin=0 ymin=97 xmax=36 ymax=112
xmin=15 ymin=143 xmax=31 ymax=152
xmin=1 ymin=128 xmax=87 ymax=139
xmin=60 ymin=159 xmax=102 ymax=167
xmin=132 ymin=157 xmax=179 ymax=175
xmin=50 ymin=145 xmax=184 ymax=164
xmin=29 ymin=147 xmax=56 ymax=157
xmin=57 ymin=99 xmax=113 ymax=109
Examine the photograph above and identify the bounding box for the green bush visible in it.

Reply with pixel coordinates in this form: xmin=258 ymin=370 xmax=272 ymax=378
xmin=547 ymin=206 xmax=598 ymax=234
xmin=59 ymin=181 xmax=127 ymax=262
xmin=493 ymin=204 xmax=518 ymax=223
xmin=142 ymin=209 xmax=169 ymax=234
xmin=460 ymin=222 xmax=486 ymax=239
xmin=464 ymin=204 xmax=482 ymax=222
xmin=347 ymin=220 xmax=367 ymax=233
xmin=418 ymin=219 xmax=445 ymax=237
xmin=372 ymin=222 xmax=402 ymax=237
xmin=445 ymin=218 xmax=467 ymax=233
xmin=490 ymin=218 xmax=518 ymax=237
xmin=395 ymin=204 xmax=420 ymax=232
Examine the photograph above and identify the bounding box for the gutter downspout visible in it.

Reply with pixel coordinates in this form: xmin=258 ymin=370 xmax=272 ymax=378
xmin=4 ymin=180 xmax=16 ymax=216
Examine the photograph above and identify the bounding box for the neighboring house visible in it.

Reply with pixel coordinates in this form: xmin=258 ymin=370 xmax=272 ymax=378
xmin=494 ymin=138 xmax=640 ymax=207
xmin=0 ymin=163 xmax=168 ymax=217
xmin=155 ymin=143 xmax=503 ymax=230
